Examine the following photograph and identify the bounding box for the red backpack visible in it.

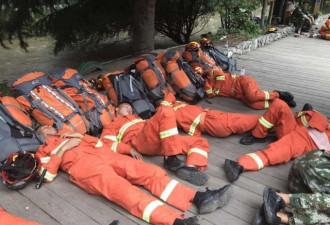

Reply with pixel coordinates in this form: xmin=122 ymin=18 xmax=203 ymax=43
xmin=12 ymin=72 xmax=90 ymax=134
xmin=49 ymin=68 xmax=115 ymax=133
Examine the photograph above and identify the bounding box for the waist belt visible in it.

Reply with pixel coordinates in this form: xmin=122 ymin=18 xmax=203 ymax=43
xmin=230 ymin=77 xmax=238 ymax=97
xmin=199 ymin=110 xmax=208 ymax=133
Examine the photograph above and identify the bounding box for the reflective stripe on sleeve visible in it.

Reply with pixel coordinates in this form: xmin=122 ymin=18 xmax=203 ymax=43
xmin=205 ymin=89 xmax=213 ymax=94
xmin=111 ymin=142 xmax=118 ymax=152
xmin=264 ymin=101 xmax=269 ymax=109
xmin=259 ymin=116 xmax=273 ymax=129
xmin=264 ymin=91 xmax=270 ymax=100
xmin=231 ymin=74 xmax=237 ymax=79
xmin=188 ymin=114 xmax=201 ymax=136
xmin=187 ymin=148 xmax=208 ymax=158
xmin=173 ymin=103 xmax=187 ymax=111
xmin=247 ymin=153 xmax=264 ymax=170
xmin=160 ymin=180 xmax=179 ymax=202
xmin=51 ymin=140 xmax=70 ymax=155
xmin=117 ymin=119 xmax=145 ymax=142
xmin=301 ymin=115 xmax=309 ymax=127
xmin=142 ymin=200 xmax=163 ymax=222
xmin=160 ymin=101 xmax=172 ymax=106
xmin=40 ymin=167 xmax=57 ymax=182
xmin=159 ymin=127 xmax=179 ymax=139
xmin=216 ymin=76 xmax=225 ymax=81
xmin=95 ymin=140 xmax=103 ymax=148
xmin=40 ymin=157 xmax=51 ymax=164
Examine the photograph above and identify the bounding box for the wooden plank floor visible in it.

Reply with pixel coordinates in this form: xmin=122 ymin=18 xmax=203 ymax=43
xmin=1 ymin=34 xmax=330 ymax=225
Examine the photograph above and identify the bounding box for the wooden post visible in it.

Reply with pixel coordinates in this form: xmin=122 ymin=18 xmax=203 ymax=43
xmin=312 ymin=0 xmax=321 ymax=14
xmin=268 ymin=0 xmax=276 ymax=27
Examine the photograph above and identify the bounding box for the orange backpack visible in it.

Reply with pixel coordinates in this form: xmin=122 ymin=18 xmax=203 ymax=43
xmin=49 ymin=68 xmax=115 ymax=133
xmin=134 ymin=54 xmax=174 ymax=103
xmin=160 ymin=50 xmax=203 ymax=103
xmin=12 ymin=72 xmax=90 ymax=134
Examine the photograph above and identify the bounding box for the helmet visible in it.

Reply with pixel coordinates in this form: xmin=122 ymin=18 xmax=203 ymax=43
xmin=1 ymin=151 xmax=40 ymax=190
xmin=267 ymin=27 xmax=278 ymax=33
xmin=200 ymin=37 xmax=213 ymax=47
xmin=192 ymin=66 xmax=204 ymax=76
xmin=187 ymin=41 xmax=201 ymax=51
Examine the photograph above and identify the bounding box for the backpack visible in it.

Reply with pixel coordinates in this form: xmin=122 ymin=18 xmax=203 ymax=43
xmin=160 ymin=50 xmax=204 ymax=104
xmin=49 ymin=68 xmax=115 ymax=134
xmin=100 ymin=71 xmax=155 ymax=119
xmin=11 ymin=72 xmax=90 ymax=134
xmin=288 ymin=150 xmax=330 ymax=194
xmin=182 ymin=49 xmax=221 ymax=72
xmin=0 ymin=96 xmax=42 ymax=161
xmin=134 ymin=54 xmax=173 ymax=103
xmin=201 ymin=47 xmax=237 ymax=73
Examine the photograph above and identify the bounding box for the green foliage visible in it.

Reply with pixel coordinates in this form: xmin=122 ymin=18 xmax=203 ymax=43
xmin=155 ymin=0 xmax=219 ymax=44
xmin=0 ymin=80 xmax=12 ymax=97
xmin=216 ymin=0 xmax=263 ymax=39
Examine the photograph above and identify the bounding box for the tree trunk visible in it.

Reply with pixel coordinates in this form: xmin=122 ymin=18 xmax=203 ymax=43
xmin=132 ymin=0 xmax=155 ymax=54
xmin=260 ymin=0 xmax=268 ymax=30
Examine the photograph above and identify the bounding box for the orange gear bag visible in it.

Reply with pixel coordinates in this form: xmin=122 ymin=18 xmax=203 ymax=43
xmin=182 ymin=49 xmax=222 ymax=73
xmin=161 ymin=50 xmax=202 ymax=103
xmin=49 ymin=68 xmax=115 ymax=133
xmin=98 ymin=71 xmax=123 ymax=106
xmin=11 ymin=72 xmax=90 ymax=134
xmin=134 ymin=54 xmax=174 ymax=103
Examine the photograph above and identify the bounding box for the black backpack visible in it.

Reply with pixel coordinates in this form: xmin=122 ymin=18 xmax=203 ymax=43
xmin=202 ymin=47 xmax=237 ymax=73
xmin=108 ymin=72 xmax=155 ymax=119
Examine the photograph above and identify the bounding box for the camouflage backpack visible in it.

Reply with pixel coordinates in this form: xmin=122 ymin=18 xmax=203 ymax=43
xmin=288 ymin=150 xmax=330 ymax=194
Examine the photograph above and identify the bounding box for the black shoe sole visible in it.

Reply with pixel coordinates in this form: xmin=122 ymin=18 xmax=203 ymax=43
xmin=199 ymin=184 xmax=233 ymax=214
xmin=224 ymin=159 xmax=241 ymax=182
xmin=239 ymin=137 xmax=266 ymax=145
xmin=263 ymin=188 xmax=280 ymax=225
xmin=176 ymin=168 xmax=209 ymax=186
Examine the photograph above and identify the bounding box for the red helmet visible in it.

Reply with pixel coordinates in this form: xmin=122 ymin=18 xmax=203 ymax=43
xmin=187 ymin=41 xmax=201 ymax=51
xmin=200 ymin=37 xmax=213 ymax=47
xmin=192 ymin=66 xmax=204 ymax=76
xmin=1 ymin=151 xmax=40 ymax=190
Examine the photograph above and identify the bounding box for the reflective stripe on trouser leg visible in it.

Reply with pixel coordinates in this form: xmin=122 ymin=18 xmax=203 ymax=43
xmin=143 ymin=200 xmax=164 ymax=222
xmin=237 ymin=151 xmax=268 ymax=171
xmin=160 ymin=180 xmax=179 ymax=202
xmin=159 ymin=127 xmax=179 ymax=139
xmin=186 ymin=148 xmax=208 ymax=169
xmin=258 ymin=116 xmax=274 ymax=129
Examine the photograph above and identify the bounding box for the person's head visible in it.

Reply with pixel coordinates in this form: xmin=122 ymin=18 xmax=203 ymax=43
xmin=36 ymin=125 xmax=57 ymax=139
xmin=186 ymin=41 xmax=201 ymax=52
xmin=302 ymin=1 xmax=309 ymax=8
xmin=192 ymin=65 xmax=205 ymax=76
xmin=115 ymin=103 xmax=133 ymax=117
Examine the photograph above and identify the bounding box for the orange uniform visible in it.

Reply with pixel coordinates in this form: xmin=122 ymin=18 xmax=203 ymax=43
xmin=204 ymin=70 xmax=280 ymax=109
xmin=161 ymin=98 xmax=259 ymax=138
xmin=101 ymin=104 xmax=209 ymax=170
xmin=237 ymin=99 xmax=330 ymax=170
xmin=0 ymin=207 xmax=42 ymax=225
xmin=36 ymin=135 xmax=197 ymax=225
xmin=318 ymin=19 xmax=330 ymax=40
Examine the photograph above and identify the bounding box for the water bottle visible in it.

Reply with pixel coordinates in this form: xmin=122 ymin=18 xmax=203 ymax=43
xmin=225 ymin=40 xmax=229 ymax=49
xmin=298 ymin=28 xmax=301 ymax=37
xmin=240 ymin=66 xmax=246 ymax=75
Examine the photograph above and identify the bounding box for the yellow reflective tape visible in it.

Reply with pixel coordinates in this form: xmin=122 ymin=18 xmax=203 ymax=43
xmin=264 ymin=91 xmax=270 ymax=100
xmin=159 ymin=127 xmax=179 ymax=139
xmin=40 ymin=157 xmax=51 ymax=164
xmin=40 ymin=167 xmax=56 ymax=181
xmin=247 ymin=153 xmax=264 ymax=170
xmin=265 ymin=101 xmax=269 ymax=109
xmin=187 ymin=148 xmax=208 ymax=158
xmin=142 ymin=200 xmax=163 ymax=222
xmin=301 ymin=115 xmax=309 ymax=127
xmin=111 ymin=142 xmax=118 ymax=152
xmin=297 ymin=111 xmax=303 ymax=117
xmin=173 ymin=103 xmax=187 ymax=111
xmin=323 ymin=24 xmax=327 ymax=28
xmin=160 ymin=180 xmax=179 ymax=202
xmin=215 ymin=89 xmax=220 ymax=95
xmin=160 ymin=101 xmax=172 ymax=106
xmin=259 ymin=116 xmax=273 ymax=129
xmin=205 ymin=89 xmax=213 ymax=94
xmin=117 ymin=119 xmax=145 ymax=142
xmin=51 ymin=140 xmax=70 ymax=155
xmin=216 ymin=76 xmax=225 ymax=81
xmin=103 ymin=135 xmax=117 ymax=141
xmin=231 ymin=74 xmax=237 ymax=79
xmin=95 ymin=140 xmax=103 ymax=148
xmin=210 ymin=70 xmax=214 ymax=78
xmin=326 ymin=34 xmax=330 ymax=37
xmin=188 ymin=114 xmax=201 ymax=136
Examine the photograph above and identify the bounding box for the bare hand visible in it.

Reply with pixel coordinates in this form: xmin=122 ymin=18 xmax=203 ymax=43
xmin=60 ymin=132 xmax=84 ymax=140
xmin=62 ymin=138 xmax=82 ymax=151
xmin=130 ymin=148 xmax=143 ymax=160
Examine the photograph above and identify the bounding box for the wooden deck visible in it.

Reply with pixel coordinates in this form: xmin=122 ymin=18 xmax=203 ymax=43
xmin=1 ymin=34 xmax=329 ymax=225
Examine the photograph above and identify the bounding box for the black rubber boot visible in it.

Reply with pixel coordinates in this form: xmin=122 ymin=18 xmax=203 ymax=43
xmin=263 ymin=187 xmax=285 ymax=225
xmin=193 ymin=184 xmax=233 ymax=214
xmin=163 ymin=155 xmax=185 ymax=171
xmin=224 ymin=159 xmax=244 ymax=182
xmin=252 ymin=204 xmax=270 ymax=225
xmin=175 ymin=166 xmax=209 ymax=186
xmin=302 ymin=103 xmax=313 ymax=111
xmin=173 ymin=216 xmax=200 ymax=225
xmin=274 ymin=90 xmax=296 ymax=108
xmin=109 ymin=220 xmax=121 ymax=225
xmin=240 ymin=133 xmax=266 ymax=145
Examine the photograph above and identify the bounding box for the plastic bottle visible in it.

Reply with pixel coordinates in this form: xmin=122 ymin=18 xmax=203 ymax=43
xmin=298 ymin=28 xmax=301 ymax=37
xmin=240 ymin=66 xmax=246 ymax=75
xmin=225 ymin=40 xmax=229 ymax=49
